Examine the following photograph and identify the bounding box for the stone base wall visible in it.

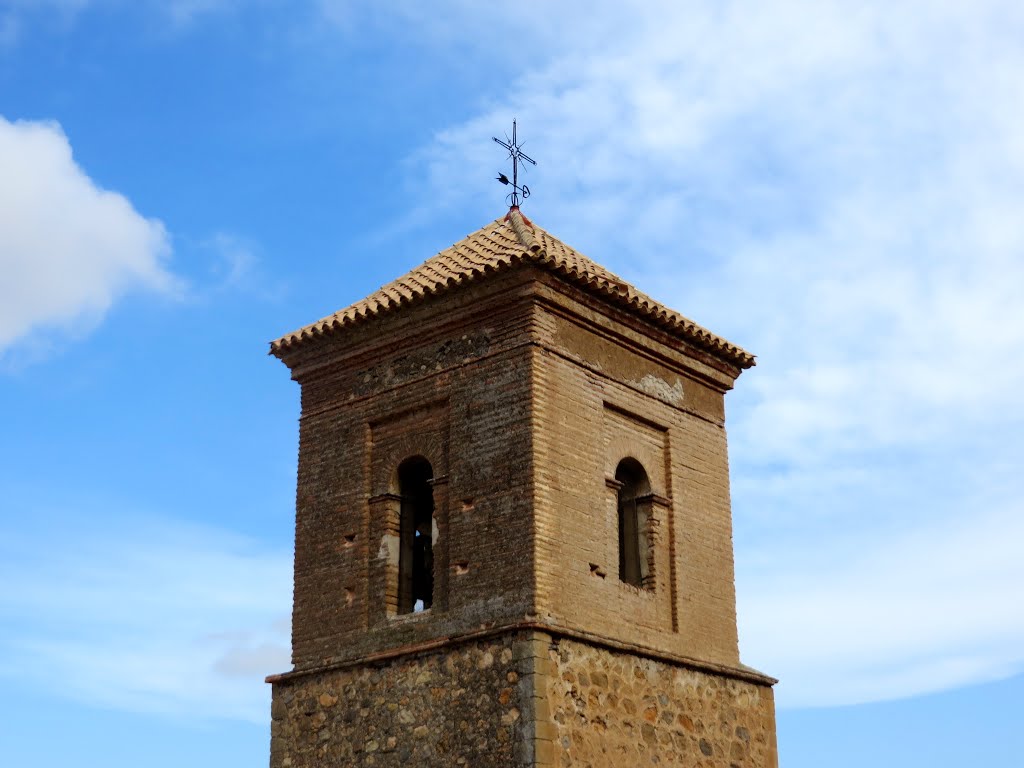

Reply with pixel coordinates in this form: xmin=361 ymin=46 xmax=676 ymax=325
xmin=545 ymin=636 xmax=777 ymax=767
xmin=269 ymin=632 xmax=535 ymax=768
xmin=269 ymin=628 xmax=776 ymax=768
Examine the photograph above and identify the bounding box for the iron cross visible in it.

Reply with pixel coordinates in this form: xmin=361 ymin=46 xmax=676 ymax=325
xmin=493 ymin=119 xmax=537 ymax=207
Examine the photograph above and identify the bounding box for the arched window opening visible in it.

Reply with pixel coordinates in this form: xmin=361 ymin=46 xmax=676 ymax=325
xmin=616 ymin=458 xmax=651 ymax=588
xmin=397 ymin=457 xmax=434 ymax=614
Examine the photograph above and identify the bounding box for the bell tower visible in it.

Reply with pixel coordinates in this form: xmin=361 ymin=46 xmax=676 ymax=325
xmin=267 ymin=208 xmax=778 ymax=767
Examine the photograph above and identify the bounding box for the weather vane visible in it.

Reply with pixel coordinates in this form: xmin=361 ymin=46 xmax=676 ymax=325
xmin=493 ymin=119 xmax=537 ymax=207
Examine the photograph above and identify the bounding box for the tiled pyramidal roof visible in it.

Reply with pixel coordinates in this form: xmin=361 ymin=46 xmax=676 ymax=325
xmin=270 ymin=208 xmax=754 ymax=368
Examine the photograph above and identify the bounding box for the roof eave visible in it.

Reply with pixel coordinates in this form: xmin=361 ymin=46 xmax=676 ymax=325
xmin=268 ymin=209 xmax=755 ymax=370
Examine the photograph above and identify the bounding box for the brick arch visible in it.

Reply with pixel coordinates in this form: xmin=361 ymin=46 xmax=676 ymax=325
xmin=604 ymin=437 xmax=665 ymax=498
xmin=372 ymin=432 xmax=447 ymax=497
xmin=614 ymin=456 xmax=652 ymax=495
xmin=391 ymin=453 xmax=435 ymax=494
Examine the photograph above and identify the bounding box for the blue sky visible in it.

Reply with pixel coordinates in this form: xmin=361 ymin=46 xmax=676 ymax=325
xmin=1 ymin=1 xmax=1022 ymax=765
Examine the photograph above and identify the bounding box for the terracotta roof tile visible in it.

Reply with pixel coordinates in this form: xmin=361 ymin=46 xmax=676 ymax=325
xmin=270 ymin=208 xmax=754 ymax=368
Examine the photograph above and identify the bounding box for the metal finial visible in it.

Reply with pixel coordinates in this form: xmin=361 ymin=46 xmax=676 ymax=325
xmin=493 ymin=119 xmax=537 ymax=207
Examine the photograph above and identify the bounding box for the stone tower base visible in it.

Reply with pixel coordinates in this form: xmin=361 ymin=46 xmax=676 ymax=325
xmin=269 ymin=629 xmax=776 ymax=767
xmin=269 ymin=632 xmax=533 ymax=767
xmin=546 ymin=635 xmax=777 ymax=767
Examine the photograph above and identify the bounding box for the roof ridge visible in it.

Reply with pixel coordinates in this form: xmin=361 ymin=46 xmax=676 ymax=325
xmin=505 ymin=206 xmax=543 ymax=255
xmin=270 ymin=211 xmax=755 ymax=368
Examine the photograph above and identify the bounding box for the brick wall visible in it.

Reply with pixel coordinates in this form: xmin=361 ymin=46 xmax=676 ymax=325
xmin=285 ymin=270 xmax=541 ymax=669
xmin=530 ymin=277 xmax=742 ymax=667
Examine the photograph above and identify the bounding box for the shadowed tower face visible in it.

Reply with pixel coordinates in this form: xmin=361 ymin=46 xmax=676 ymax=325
xmin=267 ymin=208 xmax=779 ymax=767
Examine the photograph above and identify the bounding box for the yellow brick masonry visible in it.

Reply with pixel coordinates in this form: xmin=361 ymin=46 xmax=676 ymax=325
xmin=529 ymin=280 xmax=743 ymax=667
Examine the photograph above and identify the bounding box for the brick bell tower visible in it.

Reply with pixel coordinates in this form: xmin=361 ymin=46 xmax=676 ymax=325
xmin=267 ymin=207 xmax=778 ymax=767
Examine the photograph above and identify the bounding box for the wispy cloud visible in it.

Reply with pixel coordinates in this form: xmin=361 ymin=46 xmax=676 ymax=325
xmin=0 ymin=510 xmax=290 ymax=723
xmin=204 ymin=232 xmax=259 ymax=291
xmin=0 ymin=0 xmax=245 ymax=42
xmin=0 ymin=116 xmax=179 ymax=360
xmin=395 ymin=0 xmax=1024 ymax=706
xmin=739 ymin=501 xmax=1024 ymax=706
xmin=4 ymin=0 xmax=1020 ymax=717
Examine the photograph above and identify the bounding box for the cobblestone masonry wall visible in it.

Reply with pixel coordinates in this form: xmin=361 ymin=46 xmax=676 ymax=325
xmin=545 ymin=636 xmax=777 ymax=768
xmin=270 ymin=633 xmax=535 ymax=768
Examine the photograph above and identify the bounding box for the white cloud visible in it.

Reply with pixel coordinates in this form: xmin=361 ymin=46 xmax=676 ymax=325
xmin=0 ymin=511 xmax=290 ymax=722
xmin=6 ymin=0 xmax=1020 ymax=715
xmin=397 ymin=0 xmax=1024 ymax=706
xmin=0 ymin=117 xmax=178 ymax=356
xmin=738 ymin=502 xmax=1024 ymax=707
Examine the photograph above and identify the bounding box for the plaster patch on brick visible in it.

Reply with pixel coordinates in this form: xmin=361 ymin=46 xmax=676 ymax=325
xmin=379 ymin=532 xmax=399 ymax=565
xmin=631 ymin=373 xmax=684 ymax=405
